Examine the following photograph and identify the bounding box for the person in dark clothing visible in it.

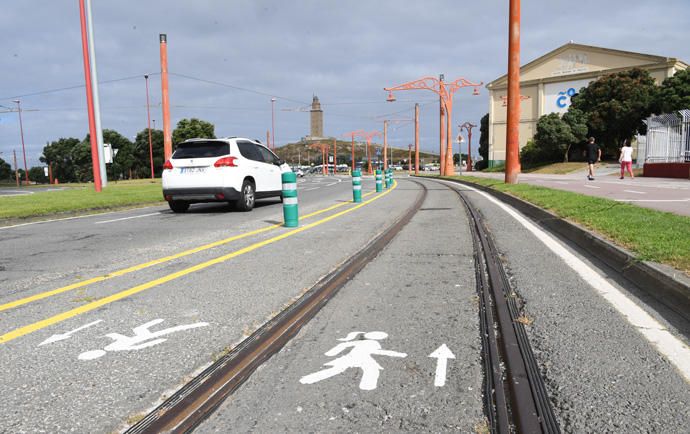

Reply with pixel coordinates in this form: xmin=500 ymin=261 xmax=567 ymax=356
xmin=585 ymin=137 xmax=601 ymax=180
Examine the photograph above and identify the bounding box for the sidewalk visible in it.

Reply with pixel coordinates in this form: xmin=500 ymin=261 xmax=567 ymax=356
xmin=460 ymin=167 xmax=690 ymax=217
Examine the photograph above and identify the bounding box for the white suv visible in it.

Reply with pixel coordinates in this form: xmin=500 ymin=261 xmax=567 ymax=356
xmin=162 ymin=137 xmax=291 ymax=212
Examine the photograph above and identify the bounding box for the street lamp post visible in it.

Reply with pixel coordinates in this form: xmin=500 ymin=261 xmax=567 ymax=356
xmin=342 ymin=130 xmax=365 ymax=173
xmin=271 ymin=97 xmax=276 ymax=150
xmin=13 ymin=100 xmax=29 ymax=183
xmin=459 ymin=122 xmax=477 ymax=172
xmin=145 ymin=75 xmax=155 ymax=179
xmin=385 ymin=76 xmax=482 ymax=177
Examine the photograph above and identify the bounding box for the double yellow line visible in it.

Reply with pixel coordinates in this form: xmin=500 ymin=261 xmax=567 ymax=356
xmin=0 ymin=184 xmax=396 ymax=344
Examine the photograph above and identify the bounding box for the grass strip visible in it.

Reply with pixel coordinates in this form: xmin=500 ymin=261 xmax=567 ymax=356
xmin=440 ymin=175 xmax=690 ymax=274
xmin=0 ymin=180 xmax=164 ymax=220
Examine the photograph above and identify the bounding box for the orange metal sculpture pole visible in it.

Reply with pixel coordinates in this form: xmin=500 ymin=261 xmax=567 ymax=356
xmin=415 ymin=103 xmax=420 ymax=176
xmin=460 ymin=122 xmax=477 ymax=172
xmin=384 ymin=76 xmax=482 ymax=177
xmin=160 ymin=34 xmax=172 ymax=161
xmin=505 ymin=0 xmax=521 ymax=184
xmin=408 ymin=144 xmax=412 ymax=174
xmin=351 ymin=134 xmax=355 ymax=172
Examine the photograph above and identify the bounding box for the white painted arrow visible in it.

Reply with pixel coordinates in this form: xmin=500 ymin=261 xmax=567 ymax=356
xmin=429 ymin=344 xmax=455 ymax=387
xmin=38 ymin=319 xmax=103 ymax=346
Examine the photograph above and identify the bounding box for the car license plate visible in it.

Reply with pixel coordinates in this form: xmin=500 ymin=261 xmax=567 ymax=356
xmin=180 ymin=167 xmax=207 ymax=174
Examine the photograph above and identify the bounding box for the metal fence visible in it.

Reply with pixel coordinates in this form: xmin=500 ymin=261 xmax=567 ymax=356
xmin=638 ymin=109 xmax=690 ymax=164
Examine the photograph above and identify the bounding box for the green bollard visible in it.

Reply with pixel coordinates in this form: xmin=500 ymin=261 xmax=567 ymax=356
xmin=375 ymin=169 xmax=383 ymax=192
xmin=388 ymin=169 xmax=394 ymax=188
xmin=281 ymin=171 xmax=298 ymax=227
xmin=352 ymin=170 xmax=362 ymax=203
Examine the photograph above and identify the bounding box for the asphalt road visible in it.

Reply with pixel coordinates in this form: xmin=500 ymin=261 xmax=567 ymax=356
xmin=0 ymin=175 xmax=688 ymax=432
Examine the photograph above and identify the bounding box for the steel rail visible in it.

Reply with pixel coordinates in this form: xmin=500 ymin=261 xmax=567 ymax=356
xmin=445 ymin=180 xmax=560 ymax=434
xmin=126 ymin=180 xmax=427 ymax=434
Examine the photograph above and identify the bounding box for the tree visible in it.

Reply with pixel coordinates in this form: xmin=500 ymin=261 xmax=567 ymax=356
xmin=0 ymin=158 xmax=12 ymax=181
xmin=40 ymin=137 xmax=81 ymax=183
xmin=134 ymin=129 xmax=164 ymax=178
xmin=476 ymin=113 xmax=489 ymax=170
xmin=653 ymin=68 xmax=690 ymax=114
xmin=103 ymin=129 xmax=135 ymax=180
xmin=570 ymin=68 xmax=656 ymax=156
xmin=522 ymin=113 xmax=576 ymax=167
xmin=172 ymin=118 xmax=216 ymax=146
xmin=28 ymin=166 xmax=48 ymax=184
xmin=72 ymin=137 xmax=95 ymax=182
xmin=561 ymin=107 xmax=588 ymax=161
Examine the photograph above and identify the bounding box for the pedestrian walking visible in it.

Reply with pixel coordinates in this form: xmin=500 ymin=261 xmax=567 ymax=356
xmin=585 ymin=137 xmax=601 ymax=181
xmin=619 ymin=139 xmax=635 ymax=179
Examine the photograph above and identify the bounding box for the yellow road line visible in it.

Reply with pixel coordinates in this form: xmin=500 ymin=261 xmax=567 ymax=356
xmin=0 ymin=190 xmax=376 ymax=313
xmin=0 ymin=182 xmax=397 ymax=344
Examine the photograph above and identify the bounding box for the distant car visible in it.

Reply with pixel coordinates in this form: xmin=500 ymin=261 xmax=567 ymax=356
xmin=162 ymin=137 xmax=291 ymax=212
xmin=293 ymin=167 xmax=304 ymax=177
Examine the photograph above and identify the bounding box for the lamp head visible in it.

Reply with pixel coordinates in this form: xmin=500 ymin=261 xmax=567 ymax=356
xmin=386 ymin=91 xmax=396 ymax=102
xmin=472 ymin=87 xmax=480 ymax=96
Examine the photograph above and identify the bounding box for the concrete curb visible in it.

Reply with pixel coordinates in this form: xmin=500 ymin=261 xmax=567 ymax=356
xmin=425 ymin=176 xmax=690 ymax=317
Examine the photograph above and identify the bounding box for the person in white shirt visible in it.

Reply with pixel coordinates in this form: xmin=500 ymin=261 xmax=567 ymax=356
xmin=619 ymin=140 xmax=635 ymax=179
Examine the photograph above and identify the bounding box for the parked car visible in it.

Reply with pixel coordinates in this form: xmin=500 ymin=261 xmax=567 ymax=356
xmin=292 ymin=167 xmax=305 ymax=177
xmin=162 ymin=137 xmax=291 ymax=212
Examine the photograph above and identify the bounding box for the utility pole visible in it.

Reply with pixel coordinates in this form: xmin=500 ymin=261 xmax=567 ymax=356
xmin=13 ymin=100 xmax=29 ymax=183
xmin=78 ymin=0 xmax=102 ymax=191
xmin=13 ymin=150 xmax=19 ymax=187
xmin=160 ymin=34 xmax=172 ymax=161
xmin=383 ymin=120 xmax=388 ymax=170
xmin=85 ymin=0 xmax=107 ymax=186
xmin=505 ymin=0 xmax=521 ymax=184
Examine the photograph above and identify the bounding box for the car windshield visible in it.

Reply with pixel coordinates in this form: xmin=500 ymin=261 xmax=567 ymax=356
xmin=172 ymin=141 xmax=229 ymax=159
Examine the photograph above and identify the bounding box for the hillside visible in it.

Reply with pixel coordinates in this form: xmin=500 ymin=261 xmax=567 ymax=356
xmin=274 ymin=139 xmax=439 ymax=166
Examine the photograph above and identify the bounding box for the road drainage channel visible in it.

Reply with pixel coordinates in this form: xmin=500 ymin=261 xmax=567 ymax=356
xmin=125 ymin=180 xmax=428 ymax=434
xmin=445 ymin=180 xmax=560 ymax=434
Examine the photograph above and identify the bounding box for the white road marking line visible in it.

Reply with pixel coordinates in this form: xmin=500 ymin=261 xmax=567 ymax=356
xmin=554 ymin=181 xmax=569 ymax=185
xmin=440 ymin=180 xmax=690 ymax=382
xmin=303 ymin=187 xmax=320 ymax=191
xmin=94 ymin=212 xmax=162 ymax=224
xmin=615 ymin=198 xmax=690 ymax=203
xmin=583 ymin=185 xmax=600 ymax=189
xmin=0 ymin=205 xmax=163 ymax=230
xmin=623 ymin=190 xmax=645 ymax=194
xmin=326 ymin=182 xmax=339 ymax=186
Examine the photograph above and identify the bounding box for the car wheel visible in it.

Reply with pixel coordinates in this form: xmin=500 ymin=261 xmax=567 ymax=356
xmin=235 ymin=180 xmax=255 ymax=211
xmin=169 ymin=200 xmax=190 ymax=213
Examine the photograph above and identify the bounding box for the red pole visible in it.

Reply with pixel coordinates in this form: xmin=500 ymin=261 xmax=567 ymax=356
xmin=445 ymin=99 xmax=454 ymax=176
xmin=48 ymin=162 xmax=53 ymax=184
xmin=79 ymin=0 xmax=102 ymax=192
xmin=505 ymin=0 xmax=521 ymax=184
xmin=145 ymin=75 xmax=154 ymax=179
xmin=160 ymin=34 xmax=172 ymax=161
xmin=439 ymin=97 xmax=445 ymax=175
xmin=366 ymin=139 xmax=372 ymax=174
xmin=13 ymin=150 xmax=19 ymax=187
xmin=351 ymin=134 xmax=355 ymax=172
xmin=333 ymin=138 xmax=337 ymax=175
xmin=322 ymin=147 xmax=326 ymax=175
xmin=383 ymin=120 xmax=388 ymax=170
xmin=415 ymin=103 xmax=420 ymax=176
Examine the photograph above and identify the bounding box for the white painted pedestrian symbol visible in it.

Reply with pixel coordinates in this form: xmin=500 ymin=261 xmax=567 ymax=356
xmin=78 ymin=319 xmax=209 ymax=360
xmin=429 ymin=344 xmax=455 ymax=387
xmin=299 ymin=331 xmax=407 ymax=390
xmin=38 ymin=319 xmax=103 ymax=346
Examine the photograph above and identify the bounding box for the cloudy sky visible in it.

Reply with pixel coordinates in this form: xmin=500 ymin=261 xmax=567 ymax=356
xmin=1 ymin=0 xmax=689 ymax=168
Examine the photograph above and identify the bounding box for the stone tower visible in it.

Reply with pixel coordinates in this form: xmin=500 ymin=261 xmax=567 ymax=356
xmin=309 ymin=95 xmax=323 ymax=138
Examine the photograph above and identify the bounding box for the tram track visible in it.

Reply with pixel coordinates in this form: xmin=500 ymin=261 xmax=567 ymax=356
xmin=126 ymin=181 xmax=428 ymax=433
xmin=126 ymin=177 xmax=561 ymax=433
xmin=443 ymin=179 xmax=560 ymax=433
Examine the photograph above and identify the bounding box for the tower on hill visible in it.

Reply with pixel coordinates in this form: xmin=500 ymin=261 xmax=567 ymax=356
xmin=309 ymin=95 xmax=323 ymax=139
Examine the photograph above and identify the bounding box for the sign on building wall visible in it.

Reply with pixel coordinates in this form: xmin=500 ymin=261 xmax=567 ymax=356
xmin=543 ymin=78 xmax=592 ymax=114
